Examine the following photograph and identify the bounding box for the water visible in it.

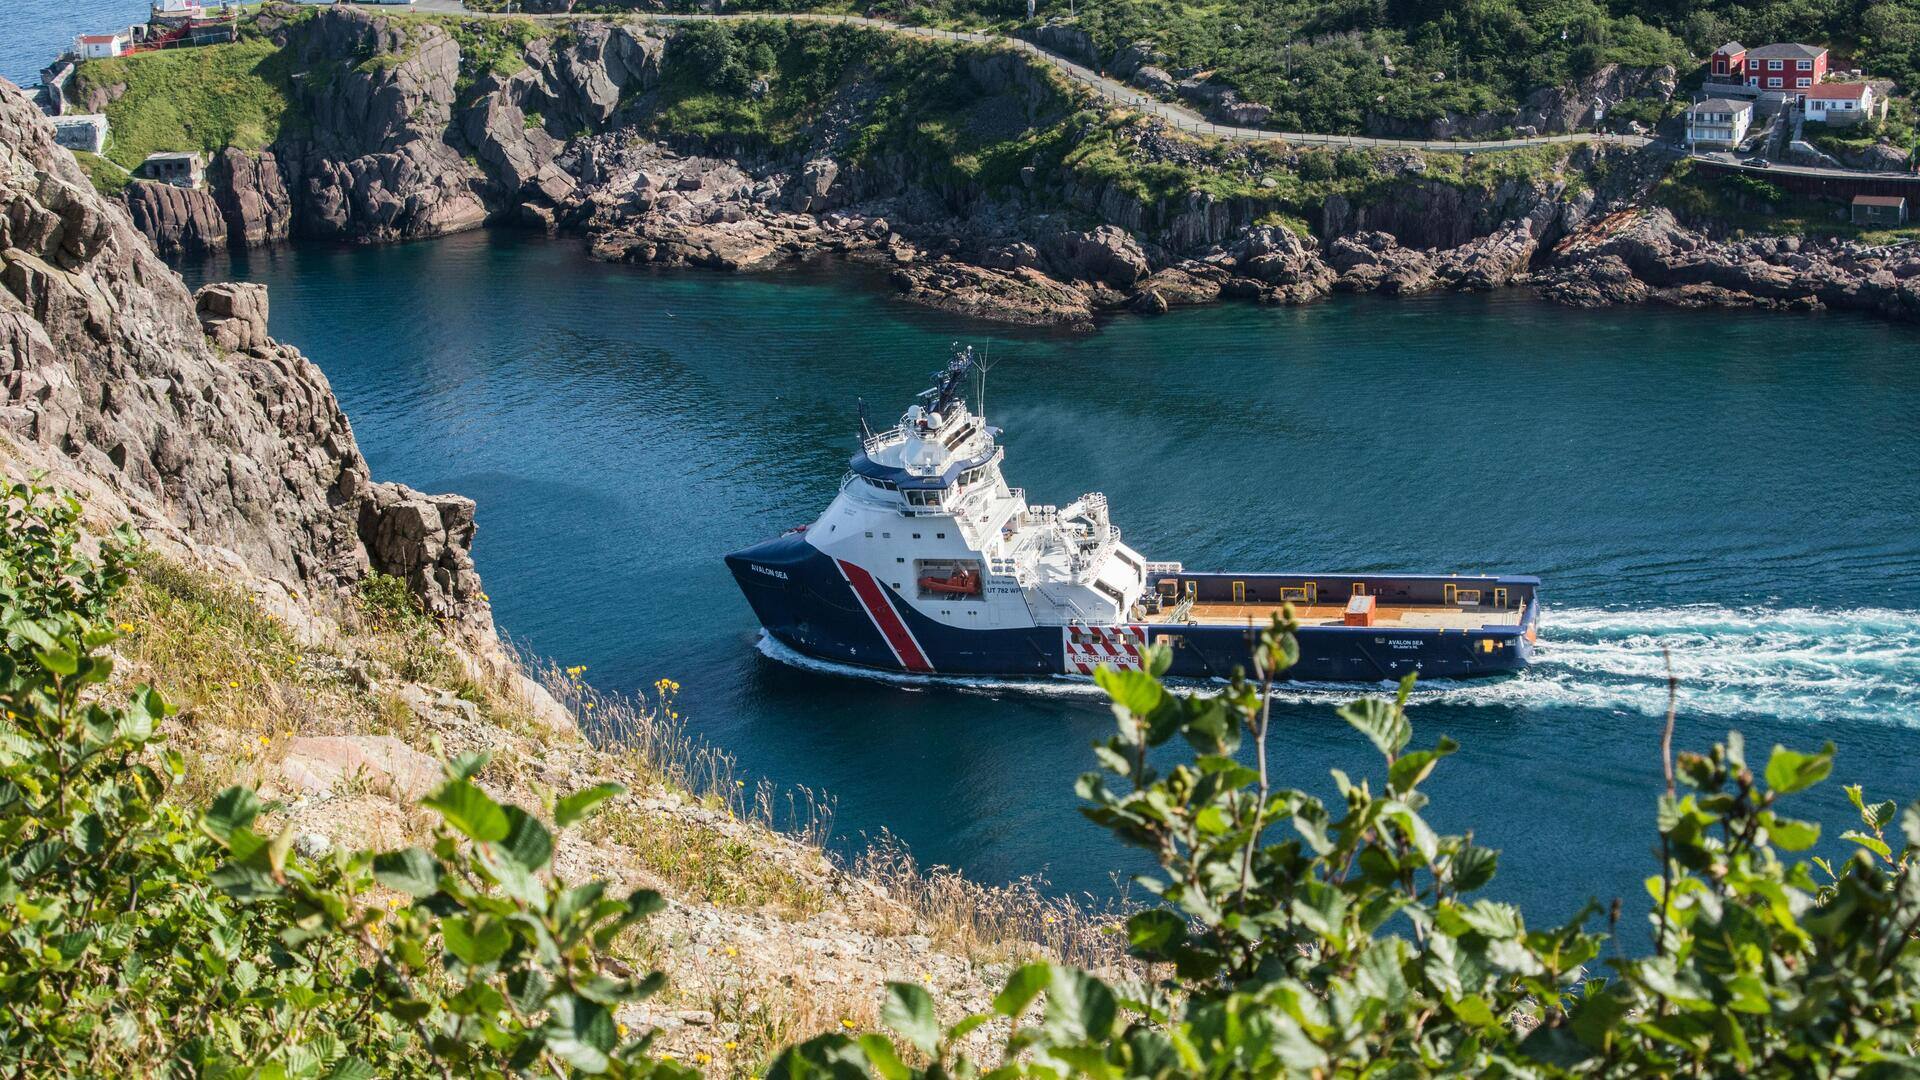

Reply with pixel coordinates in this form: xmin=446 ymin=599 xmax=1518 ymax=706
xmin=169 ymin=232 xmax=1920 ymax=935
xmin=1 ymin=0 xmax=150 ymax=87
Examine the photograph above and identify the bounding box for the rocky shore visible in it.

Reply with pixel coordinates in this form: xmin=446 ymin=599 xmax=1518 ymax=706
xmin=58 ymin=5 xmax=1920 ymax=330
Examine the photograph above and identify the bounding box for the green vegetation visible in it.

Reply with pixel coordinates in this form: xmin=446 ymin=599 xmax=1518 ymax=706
xmin=0 ymin=478 xmax=688 ymax=1076
xmin=73 ymin=39 xmax=299 ymax=171
xmin=781 ymin=614 xmax=1920 ymax=1077
xmin=1806 ymin=101 xmax=1918 ymax=164
xmin=70 ymin=150 xmax=131 ymax=197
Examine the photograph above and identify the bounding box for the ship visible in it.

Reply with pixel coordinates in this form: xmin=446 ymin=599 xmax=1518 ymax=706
xmin=726 ymin=349 xmax=1540 ymax=682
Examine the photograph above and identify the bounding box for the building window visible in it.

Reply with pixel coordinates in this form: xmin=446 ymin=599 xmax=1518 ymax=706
xmin=1797 ymin=59 xmax=1812 ymax=70
xmin=1768 ymin=59 xmax=1783 ymax=71
xmin=1797 ymin=77 xmax=1811 ymax=88
xmin=1768 ymin=77 xmax=1782 ymax=88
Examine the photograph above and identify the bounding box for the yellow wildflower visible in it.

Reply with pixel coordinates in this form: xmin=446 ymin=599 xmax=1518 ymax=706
xmin=840 ymin=1018 xmax=856 ymax=1030
xmin=228 ymin=680 xmax=240 ymax=689
xmin=117 ymin=622 xmax=135 ymax=633
xmin=696 ymin=1053 xmax=712 ymax=1065
xmin=618 ymin=1023 xmax=630 ymax=1037
xmin=725 ymin=1040 xmax=738 ymax=1051
xmin=725 ymin=946 xmax=737 ymax=957
xmin=258 ymin=735 xmax=270 ymax=747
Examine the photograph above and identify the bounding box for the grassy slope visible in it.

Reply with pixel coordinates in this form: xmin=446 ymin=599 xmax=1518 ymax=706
xmin=76 ymin=38 xmax=299 ymax=171
xmin=646 ymin=20 xmax=1579 ymax=233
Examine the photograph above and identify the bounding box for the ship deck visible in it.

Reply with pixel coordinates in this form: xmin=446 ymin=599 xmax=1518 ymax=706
xmin=1155 ymin=602 xmax=1525 ymax=630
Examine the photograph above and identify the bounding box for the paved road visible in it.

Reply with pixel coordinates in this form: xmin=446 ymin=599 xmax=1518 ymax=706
xmin=1688 ymin=148 xmax=1920 ymax=183
xmin=385 ymin=2 xmax=1650 ymax=154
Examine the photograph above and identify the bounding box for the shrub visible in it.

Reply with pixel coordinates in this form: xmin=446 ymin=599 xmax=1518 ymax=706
xmin=775 ymin=612 xmax=1920 ymax=1076
xmin=0 ymin=479 xmax=680 ymax=1076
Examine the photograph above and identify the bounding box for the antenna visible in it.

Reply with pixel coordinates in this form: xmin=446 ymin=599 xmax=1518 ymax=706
xmin=857 ymin=397 xmax=872 ymax=441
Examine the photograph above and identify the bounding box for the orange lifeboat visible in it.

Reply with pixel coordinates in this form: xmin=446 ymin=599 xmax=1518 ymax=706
xmin=918 ymin=565 xmax=981 ymax=597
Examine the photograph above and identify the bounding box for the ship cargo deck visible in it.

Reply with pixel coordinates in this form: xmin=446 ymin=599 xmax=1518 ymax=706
xmin=1158 ymin=602 xmax=1526 ymax=630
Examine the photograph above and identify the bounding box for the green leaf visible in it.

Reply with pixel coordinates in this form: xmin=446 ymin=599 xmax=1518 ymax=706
xmin=322 ymin=1058 xmax=377 ymax=1080
xmin=856 ymin=1034 xmax=913 ymax=1080
xmin=880 ymin=982 xmax=939 ymax=1057
xmin=542 ymin=993 xmax=616 ymax=1073
xmin=554 ymin=782 xmax=626 ymax=828
xmin=1043 ymin=966 xmax=1116 ymax=1042
xmin=1125 ymin=909 xmax=1187 ymax=955
xmin=1449 ymin=844 xmax=1499 ymax=893
xmin=372 ymin=847 xmax=442 ymax=898
xmin=1765 ymin=815 xmax=1820 ymax=851
xmin=1843 ymin=829 xmax=1893 ymax=861
xmin=992 ymin=962 xmax=1051 ymax=1018
xmin=423 ymin=779 xmax=510 ymax=842
xmin=1094 ymin=665 xmax=1164 ymax=717
xmin=1388 ymin=735 xmax=1458 ymax=793
xmin=1763 ymin=743 xmax=1833 ymax=796
xmin=499 ymin=806 xmax=553 ymax=874
xmin=1338 ymin=695 xmax=1411 ymax=759
xmin=202 ymin=786 xmax=264 ymax=844
xmin=443 ymin=915 xmax=511 ymax=967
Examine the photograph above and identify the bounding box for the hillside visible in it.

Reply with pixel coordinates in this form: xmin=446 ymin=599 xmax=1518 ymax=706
xmin=477 ymin=0 xmax=1919 ymax=138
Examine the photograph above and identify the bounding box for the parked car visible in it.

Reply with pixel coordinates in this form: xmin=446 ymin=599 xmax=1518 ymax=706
xmin=1750 ymin=158 xmax=1772 ymax=169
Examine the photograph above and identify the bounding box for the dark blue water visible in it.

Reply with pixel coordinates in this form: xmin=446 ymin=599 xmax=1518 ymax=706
xmin=174 ymin=232 xmax=1920 ymax=935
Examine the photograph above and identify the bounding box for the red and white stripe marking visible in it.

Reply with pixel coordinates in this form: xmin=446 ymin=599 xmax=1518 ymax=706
xmin=836 ymin=559 xmax=934 ymax=673
xmin=1062 ymin=624 xmax=1149 ymax=675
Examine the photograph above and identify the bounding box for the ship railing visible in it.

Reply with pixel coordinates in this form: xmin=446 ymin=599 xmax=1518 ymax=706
xmin=1169 ymin=593 xmax=1196 ymax=624
xmin=861 ymin=427 xmax=907 ymax=455
xmin=1143 ymin=561 xmax=1185 ymax=575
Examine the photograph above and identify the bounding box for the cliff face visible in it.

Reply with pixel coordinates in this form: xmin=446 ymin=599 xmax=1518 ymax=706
xmin=0 ymin=80 xmax=488 ymax=637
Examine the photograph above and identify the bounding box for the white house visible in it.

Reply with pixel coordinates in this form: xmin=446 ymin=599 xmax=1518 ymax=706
xmin=50 ymin=114 xmax=110 ymax=155
xmin=74 ymin=31 xmax=130 ymax=60
xmin=1805 ymin=81 xmax=1878 ymax=125
xmin=1687 ymin=98 xmax=1753 ymax=148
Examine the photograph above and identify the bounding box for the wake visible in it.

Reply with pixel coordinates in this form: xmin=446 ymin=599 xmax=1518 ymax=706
xmin=756 ymin=605 xmax=1920 ymax=726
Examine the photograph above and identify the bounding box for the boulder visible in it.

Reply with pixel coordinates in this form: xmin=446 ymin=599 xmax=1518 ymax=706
xmin=279 ymin=735 xmax=442 ymax=800
xmin=1028 ymin=19 xmax=1098 ymax=67
xmin=194 ymin=282 xmax=271 ymax=353
xmin=358 ymin=483 xmax=490 ymax=634
xmin=1045 ymin=225 xmax=1150 ymax=288
xmin=1129 ymin=66 xmax=1176 ymax=96
xmin=1327 ymin=231 xmax=1437 ymax=295
xmin=211 ymin=148 xmax=293 ymax=248
xmin=1109 ymin=41 xmax=1164 ymax=79
xmin=789 ymin=158 xmax=842 ymax=213
xmin=1220 ymin=101 xmax=1271 ymax=127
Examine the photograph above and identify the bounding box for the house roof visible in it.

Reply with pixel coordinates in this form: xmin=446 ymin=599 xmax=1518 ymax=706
xmin=1746 ymin=43 xmax=1826 ymax=60
xmin=1807 ymin=81 xmax=1870 ymax=99
xmin=1688 ymin=98 xmax=1750 ymax=114
xmin=1713 ymin=42 xmax=1745 ymax=55
xmin=76 ymin=33 xmax=125 ymax=43
xmin=143 ymin=151 xmax=204 ymax=164
xmin=1853 ymin=195 xmax=1907 ymax=208
xmin=51 ymin=113 xmax=108 ymax=126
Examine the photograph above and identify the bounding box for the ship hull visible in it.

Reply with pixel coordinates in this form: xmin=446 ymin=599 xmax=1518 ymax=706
xmin=728 ymin=533 xmax=1537 ymax=682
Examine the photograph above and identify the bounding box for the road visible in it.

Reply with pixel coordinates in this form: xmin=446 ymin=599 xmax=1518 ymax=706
xmin=386 ymin=1 xmax=1651 ymax=155
xmin=1688 ymin=148 xmax=1920 ymax=183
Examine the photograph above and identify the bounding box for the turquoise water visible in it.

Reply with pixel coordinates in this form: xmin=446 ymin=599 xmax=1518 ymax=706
xmin=179 ymin=232 xmax=1920 ymax=931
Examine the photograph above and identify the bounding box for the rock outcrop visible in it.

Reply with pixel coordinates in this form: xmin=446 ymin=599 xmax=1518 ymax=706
xmin=0 ymin=80 xmax=492 ymax=637
xmin=122 ymin=179 xmax=229 ymax=256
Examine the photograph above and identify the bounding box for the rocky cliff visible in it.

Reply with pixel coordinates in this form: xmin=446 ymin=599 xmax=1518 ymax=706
xmin=0 ymin=79 xmax=489 ymax=638
xmin=79 ymin=7 xmax=1920 ymax=330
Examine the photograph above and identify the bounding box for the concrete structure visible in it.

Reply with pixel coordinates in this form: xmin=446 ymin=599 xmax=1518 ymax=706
xmin=1806 ymin=82 xmax=1878 ymax=125
xmin=50 ymin=114 xmax=110 ymax=155
xmin=1687 ymin=98 xmax=1753 ymax=148
xmin=1852 ymin=195 xmax=1908 ymax=226
xmin=75 ymin=31 xmax=130 ymax=60
xmin=139 ymin=151 xmax=205 ymax=189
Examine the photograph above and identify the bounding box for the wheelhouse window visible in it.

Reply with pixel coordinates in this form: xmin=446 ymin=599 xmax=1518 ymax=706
xmin=904 ymin=489 xmax=943 ymax=509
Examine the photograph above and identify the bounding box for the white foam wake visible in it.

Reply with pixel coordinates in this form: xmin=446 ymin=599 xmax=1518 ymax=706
xmin=754 ymin=605 xmax=1920 ymax=726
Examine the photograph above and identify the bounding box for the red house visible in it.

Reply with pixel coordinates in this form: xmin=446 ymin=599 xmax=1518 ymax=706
xmin=1743 ymin=43 xmax=1828 ymax=94
xmin=1710 ymin=42 xmax=1746 ymax=81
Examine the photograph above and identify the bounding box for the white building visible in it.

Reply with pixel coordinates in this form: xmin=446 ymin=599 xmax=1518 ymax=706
xmin=1805 ymin=82 xmax=1878 ymax=125
xmin=1686 ymin=98 xmax=1753 ymax=148
xmin=74 ymin=31 xmax=130 ymax=60
xmin=50 ymin=114 xmax=110 ymax=155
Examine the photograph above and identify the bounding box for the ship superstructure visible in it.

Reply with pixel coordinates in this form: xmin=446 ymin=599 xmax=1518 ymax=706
xmin=727 ymin=349 xmax=1540 ymax=681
